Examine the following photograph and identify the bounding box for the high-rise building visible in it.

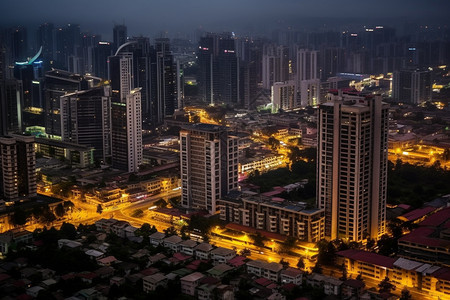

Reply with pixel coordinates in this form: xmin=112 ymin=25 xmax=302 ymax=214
xmin=60 ymin=85 xmax=112 ymax=162
xmin=93 ymin=41 xmax=112 ymax=79
xmin=262 ymin=45 xmax=290 ymax=90
xmin=197 ymin=33 xmax=239 ymax=105
xmin=111 ymin=88 xmax=142 ymax=172
xmin=113 ymin=24 xmax=127 ymax=53
xmin=271 ymin=81 xmax=297 ymax=112
xmin=0 ymin=79 xmax=23 ymax=136
xmin=155 ymin=38 xmax=177 ymax=124
xmin=317 ymin=91 xmax=389 ymax=242
xmin=180 ymin=124 xmax=239 ymax=214
xmin=393 ymin=69 xmax=432 ymax=104
xmin=108 ymin=51 xmax=134 ymax=101
xmin=0 ymin=134 xmax=36 ymax=201
xmin=296 ymin=49 xmax=319 ymax=107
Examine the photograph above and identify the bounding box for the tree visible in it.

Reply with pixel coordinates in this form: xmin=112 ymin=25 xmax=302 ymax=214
xmin=11 ymin=207 xmax=30 ymax=226
xmin=96 ymin=204 xmax=103 ymax=214
xmin=279 ymin=258 xmax=290 ymax=268
xmin=131 ymin=209 xmax=144 ymax=218
xmin=400 ymin=288 xmax=412 ymax=300
xmin=297 ymin=257 xmax=305 ymax=270
xmin=377 ymin=234 xmax=398 ymax=256
xmin=378 ymin=276 xmax=396 ymax=294
xmin=163 ymin=226 xmax=177 ymax=236
xmin=280 ymin=236 xmax=298 ymax=254
xmin=41 ymin=210 xmax=56 ymax=224
xmin=250 ymin=232 xmax=267 ymax=248
xmin=268 ymin=136 xmax=280 ymax=150
xmin=55 ymin=203 xmax=66 ymax=218
xmin=60 ymin=223 xmax=77 ymax=240
xmin=154 ymin=198 xmax=168 ymax=208
xmin=316 ymin=240 xmax=336 ymax=266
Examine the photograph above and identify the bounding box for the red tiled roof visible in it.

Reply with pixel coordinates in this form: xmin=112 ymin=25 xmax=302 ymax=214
xmin=343 ymin=279 xmax=365 ymax=288
xmin=173 ymin=252 xmax=192 ymax=261
xmin=399 ymin=206 xmax=437 ymax=222
xmin=140 ymin=268 xmax=159 ymax=276
xmin=419 ymin=207 xmax=450 ymax=227
xmin=432 ymin=267 xmax=450 ymax=281
xmin=228 ymin=256 xmax=247 ymax=267
xmin=397 ymin=204 xmax=411 ymax=210
xmin=337 ymin=249 xmax=396 ymax=269
xmin=254 ymin=277 xmax=273 ymax=287
xmin=281 ymin=283 xmax=297 ymax=291
xmin=399 ymin=227 xmax=450 ymax=248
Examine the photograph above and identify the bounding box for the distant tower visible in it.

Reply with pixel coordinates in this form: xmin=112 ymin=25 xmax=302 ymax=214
xmin=296 ymin=49 xmax=320 ymax=106
xmin=0 ymin=134 xmax=36 ymax=201
xmin=0 ymin=79 xmax=23 ymax=136
xmin=113 ymin=24 xmax=127 ymax=53
xmin=262 ymin=45 xmax=290 ymax=90
xmin=271 ymin=81 xmax=297 ymax=112
xmin=317 ymin=91 xmax=389 ymax=242
xmin=180 ymin=124 xmax=239 ymax=214
xmin=393 ymin=69 xmax=432 ymax=104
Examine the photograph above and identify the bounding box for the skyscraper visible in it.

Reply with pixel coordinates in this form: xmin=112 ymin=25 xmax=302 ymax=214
xmin=60 ymin=85 xmax=112 ymax=162
xmin=0 ymin=79 xmax=23 ymax=136
xmin=0 ymin=134 xmax=36 ymax=201
xmin=111 ymin=88 xmax=142 ymax=172
xmin=180 ymin=124 xmax=239 ymax=214
xmin=271 ymin=81 xmax=297 ymax=112
xmin=113 ymin=24 xmax=127 ymax=53
xmin=393 ymin=69 xmax=432 ymax=104
xmin=317 ymin=91 xmax=389 ymax=242
xmin=262 ymin=44 xmax=290 ymax=90
xmin=296 ymin=49 xmax=320 ymax=107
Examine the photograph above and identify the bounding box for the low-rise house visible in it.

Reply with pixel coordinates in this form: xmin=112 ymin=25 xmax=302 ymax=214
xmin=111 ymin=221 xmax=130 ymax=238
xmin=97 ymin=255 xmax=117 ymax=266
xmin=163 ymin=235 xmax=183 ymax=252
xmin=210 ymin=247 xmax=236 ymax=265
xmin=58 ymin=239 xmax=82 ymax=249
xmin=94 ymin=266 xmax=115 ymax=279
xmin=342 ymin=279 xmax=365 ymax=299
xmin=124 ymin=225 xmax=138 ymax=237
xmin=149 ymin=231 xmax=166 ymax=246
xmin=26 ymin=286 xmax=44 ymax=298
xmin=148 ymin=253 xmax=167 ymax=266
xmin=307 ymin=273 xmax=343 ymax=296
xmin=40 ymin=278 xmax=57 ymax=289
xmin=0 ymin=229 xmax=33 ymax=255
xmin=195 ymin=243 xmax=214 ymax=260
xmin=95 ymin=218 xmax=118 ymax=233
xmin=143 ymin=273 xmax=168 ymax=292
xmin=85 ymin=249 xmax=105 ymax=260
xmin=78 ymin=272 xmax=98 ymax=284
xmin=179 ymin=239 xmax=198 ymax=256
xmin=116 ymin=262 xmax=139 ymax=276
xmin=246 ymin=260 xmax=283 ymax=282
xmin=110 ymin=276 xmax=125 ymax=286
xmin=281 ymin=267 xmax=303 ymax=285
xmin=75 ymin=287 xmax=101 ymax=300
xmin=207 ymin=263 xmax=234 ymax=279
xmin=181 ymin=272 xmax=205 ymax=296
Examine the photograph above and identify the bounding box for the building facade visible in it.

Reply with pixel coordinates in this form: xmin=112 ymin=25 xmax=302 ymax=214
xmin=317 ymin=91 xmax=389 ymax=241
xmin=180 ymin=124 xmax=238 ymax=213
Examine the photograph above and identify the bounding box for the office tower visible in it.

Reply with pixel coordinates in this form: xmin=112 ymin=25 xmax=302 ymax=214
xmin=36 ymin=23 xmax=54 ymax=71
xmin=109 ymin=52 xmax=134 ymax=101
xmin=80 ymin=32 xmax=101 ymax=74
xmin=180 ymin=123 xmax=239 ymax=214
xmin=271 ymin=81 xmax=297 ymax=112
xmin=0 ymin=79 xmax=23 ymax=136
xmin=9 ymin=27 xmax=28 ymax=63
xmin=197 ymin=34 xmax=215 ymax=104
xmin=317 ymin=91 xmax=389 ymax=242
xmin=54 ymin=24 xmax=81 ymax=70
xmin=296 ymin=49 xmax=319 ymax=106
xmin=197 ymin=33 xmax=239 ymax=105
xmin=113 ymin=24 xmax=127 ymax=53
xmin=175 ymin=56 xmax=185 ymax=110
xmin=93 ymin=41 xmax=112 ymax=79
xmin=393 ymin=69 xmax=432 ymax=104
xmin=0 ymin=134 xmax=36 ymax=201
xmin=14 ymin=50 xmax=44 ymax=129
xmin=44 ymin=69 xmax=101 ymax=138
xmin=130 ymin=37 xmax=152 ymax=120
xmin=318 ymin=47 xmax=346 ymax=80
xmin=111 ymin=88 xmax=142 ymax=172
xmin=60 ymin=85 xmax=112 ymax=162
xmin=155 ymin=38 xmax=177 ymax=124
xmin=262 ymin=45 xmax=290 ymax=90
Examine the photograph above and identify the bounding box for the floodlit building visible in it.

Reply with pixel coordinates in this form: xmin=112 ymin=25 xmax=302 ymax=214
xmin=180 ymin=123 xmax=238 ymax=213
xmin=317 ymin=91 xmax=389 ymax=241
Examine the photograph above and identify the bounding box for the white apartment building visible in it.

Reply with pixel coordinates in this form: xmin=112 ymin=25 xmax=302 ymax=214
xmin=317 ymin=91 xmax=389 ymax=241
xmin=180 ymin=123 xmax=238 ymax=214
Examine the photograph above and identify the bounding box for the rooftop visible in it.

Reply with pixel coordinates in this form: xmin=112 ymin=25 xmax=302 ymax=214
xmin=247 ymin=259 xmax=283 ymax=273
xmin=181 ymin=271 xmax=205 ymax=282
xmin=337 ymin=249 xmax=396 ymax=269
xmin=398 ymin=206 xmax=437 ymax=222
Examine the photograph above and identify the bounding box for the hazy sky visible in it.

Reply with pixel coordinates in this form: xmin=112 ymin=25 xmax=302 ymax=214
xmin=1 ymin=0 xmax=450 ymax=39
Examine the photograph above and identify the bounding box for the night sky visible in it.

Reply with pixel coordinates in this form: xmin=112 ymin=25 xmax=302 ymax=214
xmin=1 ymin=0 xmax=450 ymax=39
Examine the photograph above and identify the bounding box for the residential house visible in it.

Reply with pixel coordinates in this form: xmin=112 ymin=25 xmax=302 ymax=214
xmin=210 ymin=247 xmax=236 ymax=265
xmin=207 ymin=264 xmax=234 ymax=279
xmin=164 ymin=235 xmax=183 ymax=252
xmin=281 ymin=267 xmax=303 ymax=285
xmin=179 ymin=239 xmax=198 ymax=256
xmin=95 ymin=218 xmax=118 ymax=233
xmin=181 ymin=272 xmax=206 ymax=296
xmin=342 ymin=279 xmax=365 ymax=299
xmin=149 ymin=232 xmax=166 ymax=246
xmin=57 ymin=239 xmax=82 ymax=249
xmin=246 ymin=260 xmax=283 ymax=282
xmin=307 ymin=273 xmax=343 ymax=296
xmin=111 ymin=221 xmax=130 ymax=238
xmin=143 ymin=273 xmax=168 ymax=292
xmin=195 ymin=243 xmax=214 ymax=260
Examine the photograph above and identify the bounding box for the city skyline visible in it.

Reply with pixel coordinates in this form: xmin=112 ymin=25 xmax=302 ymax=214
xmin=1 ymin=0 xmax=450 ymax=39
